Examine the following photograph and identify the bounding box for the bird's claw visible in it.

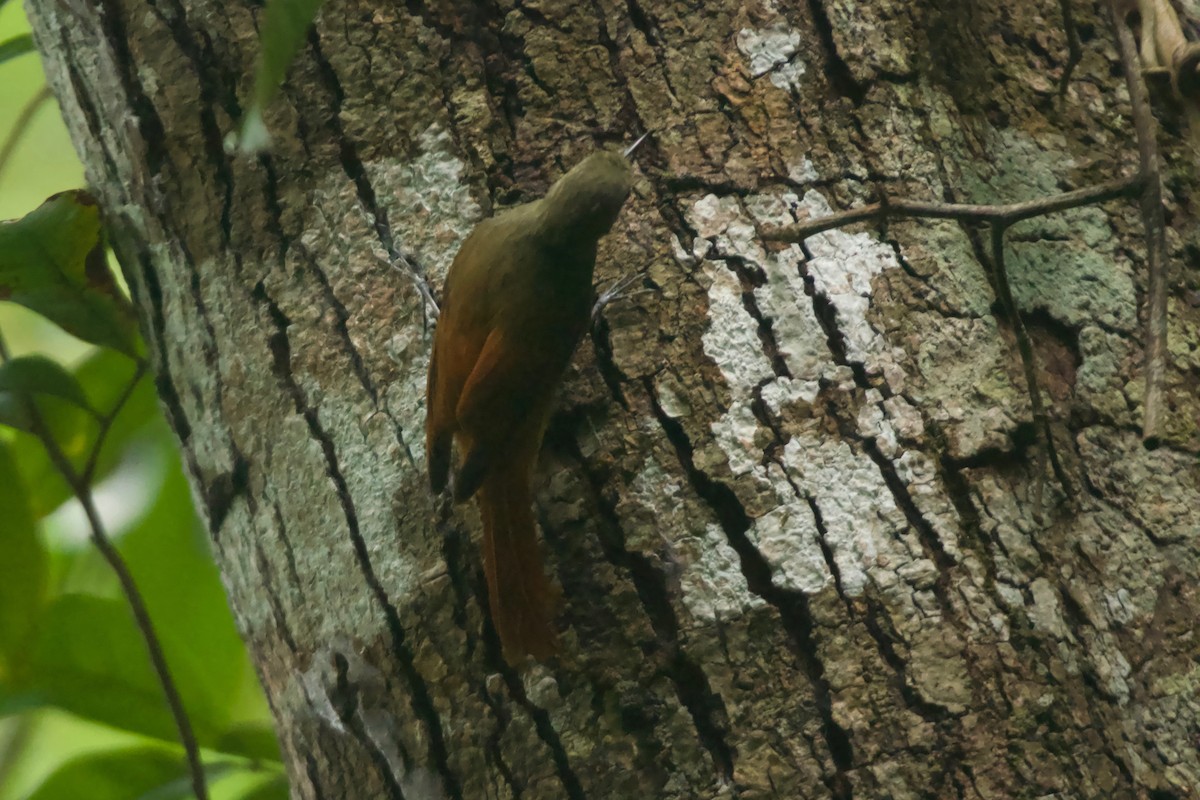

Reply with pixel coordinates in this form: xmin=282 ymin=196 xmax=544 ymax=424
xmin=591 ymin=272 xmax=646 ymax=324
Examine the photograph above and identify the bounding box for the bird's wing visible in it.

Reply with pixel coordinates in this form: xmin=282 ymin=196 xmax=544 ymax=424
xmin=451 ymin=323 xmax=566 ymax=501
xmin=425 ymin=221 xmax=505 ymax=493
xmin=425 ymin=313 xmax=456 ymax=494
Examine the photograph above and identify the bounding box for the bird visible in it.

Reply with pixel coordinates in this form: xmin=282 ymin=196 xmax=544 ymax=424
xmin=425 ymin=140 xmax=642 ymax=663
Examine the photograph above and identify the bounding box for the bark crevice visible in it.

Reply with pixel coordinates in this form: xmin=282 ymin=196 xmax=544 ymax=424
xmin=330 ymin=653 xmax=410 ymax=800
xmin=644 ymin=379 xmax=856 ymax=800
xmin=569 ymin=444 xmax=737 ymax=784
xmin=253 ymin=280 xmax=464 ymax=800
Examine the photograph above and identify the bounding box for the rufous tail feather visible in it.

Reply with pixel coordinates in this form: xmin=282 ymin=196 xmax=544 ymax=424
xmin=477 ymin=468 xmax=560 ymax=663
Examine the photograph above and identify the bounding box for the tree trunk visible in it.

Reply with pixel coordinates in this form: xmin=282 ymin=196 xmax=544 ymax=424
xmin=26 ymin=0 xmax=1200 ymax=797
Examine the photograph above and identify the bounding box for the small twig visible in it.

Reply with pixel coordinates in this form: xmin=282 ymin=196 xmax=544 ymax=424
xmin=1059 ymin=0 xmax=1084 ymax=96
xmin=0 ymin=85 xmax=53 ymax=186
xmin=988 ymin=221 xmax=1046 ymax=515
xmin=760 ymin=177 xmax=1143 ymax=243
xmin=760 ymin=7 xmax=1168 ymax=447
xmin=81 ymin=358 xmax=149 ymax=486
xmin=760 ymin=175 xmax=1136 ymax=512
xmin=0 ymin=337 xmax=209 ymax=800
xmin=987 ymin=223 xmax=1074 ymax=512
xmin=1110 ymin=0 xmax=1169 ymax=444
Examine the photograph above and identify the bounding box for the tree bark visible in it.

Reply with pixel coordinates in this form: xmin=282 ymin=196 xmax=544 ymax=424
xmin=26 ymin=0 xmax=1200 ymax=797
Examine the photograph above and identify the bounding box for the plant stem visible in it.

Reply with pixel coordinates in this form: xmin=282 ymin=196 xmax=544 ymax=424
xmin=0 ymin=86 xmax=53 ymax=186
xmin=0 ymin=336 xmax=208 ymax=800
xmin=1109 ymin=0 xmax=1169 ymax=445
xmin=759 ymin=176 xmax=1142 ymax=243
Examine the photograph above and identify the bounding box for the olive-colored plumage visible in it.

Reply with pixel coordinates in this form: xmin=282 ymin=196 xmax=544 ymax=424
xmin=425 ymin=149 xmax=635 ymax=663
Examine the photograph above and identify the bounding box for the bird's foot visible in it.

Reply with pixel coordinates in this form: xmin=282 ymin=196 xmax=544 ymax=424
xmin=591 ymin=272 xmax=648 ymax=325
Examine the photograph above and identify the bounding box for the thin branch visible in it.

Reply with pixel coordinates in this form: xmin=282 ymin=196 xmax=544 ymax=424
xmin=0 ymin=86 xmax=53 ymax=186
xmin=0 ymin=337 xmax=209 ymax=800
xmin=1059 ymin=0 xmax=1083 ymax=96
xmin=1110 ymin=0 xmax=1169 ymax=444
xmin=81 ymin=358 xmax=149 ymax=486
xmin=759 ymin=176 xmax=1142 ymax=243
xmin=756 ymin=155 xmax=1140 ymax=515
xmin=987 ymin=223 xmax=1073 ymax=513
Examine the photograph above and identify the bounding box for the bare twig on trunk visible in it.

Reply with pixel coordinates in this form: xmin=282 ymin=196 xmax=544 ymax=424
xmin=1110 ymin=0 xmax=1170 ymax=445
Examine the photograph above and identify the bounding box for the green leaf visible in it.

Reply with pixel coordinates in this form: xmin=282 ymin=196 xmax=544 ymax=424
xmin=0 ymin=191 xmax=141 ymax=357
xmin=23 ymin=446 xmax=278 ymax=759
xmin=214 ymin=722 xmax=283 ymax=764
xmin=0 ymin=354 xmax=94 ymax=416
xmin=0 ymin=33 xmax=34 ymax=64
xmin=23 ymin=594 xmax=226 ymax=744
xmin=135 ymin=761 xmax=237 ymax=800
xmin=0 ymin=354 xmax=95 ymax=430
xmin=113 ymin=451 xmax=280 ymax=760
xmin=236 ymin=0 xmax=325 ymax=153
xmin=10 ymin=349 xmax=151 ymax=518
xmin=234 ymin=773 xmax=290 ymax=800
xmin=0 ymin=441 xmax=46 ymax=672
xmin=0 ymin=689 xmax=45 ymax=716
xmin=22 ymin=746 xmax=190 ymax=800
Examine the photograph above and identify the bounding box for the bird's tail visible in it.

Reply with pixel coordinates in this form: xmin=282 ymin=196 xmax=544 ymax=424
xmin=477 ymin=466 xmax=560 ymax=664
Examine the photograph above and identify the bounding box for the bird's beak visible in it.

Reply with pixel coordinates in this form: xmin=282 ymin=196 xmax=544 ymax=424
xmin=623 ymin=132 xmax=650 ymax=158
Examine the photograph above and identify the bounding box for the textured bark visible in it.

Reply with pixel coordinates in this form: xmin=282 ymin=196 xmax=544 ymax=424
xmin=25 ymin=0 xmax=1200 ymax=797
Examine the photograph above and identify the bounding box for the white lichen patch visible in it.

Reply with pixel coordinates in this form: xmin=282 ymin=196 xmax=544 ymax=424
xmin=708 ymin=402 xmax=764 ymax=478
xmin=736 ymin=26 xmax=799 ymax=76
xmin=788 ymin=157 xmax=819 ymax=185
xmin=759 ymin=375 xmax=819 ymax=416
xmin=883 ymin=395 xmax=925 ymax=442
xmin=742 ymin=194 xmax=830 ymax=381
xmin=691 ymin=187 xmax=905 ymax=384
xmin=366 ymin=123 xmax=483 ymax=281
xmin=679 ymin=523 xmax=767 ymax=621
xmin=735 ymin=25 xmax=807 ymax=91
xmin=700 ymin=261 xmax=776 ymax=407
xmin=780 ymin=434 xmax=908 ymax=596
xmin=686 ymin=206 xmax=835 ymax=593
xmin=682 ymin=187 xmax=911 ymax=598
xmin=856 ymin=390 xmax=896 ymax=456
xmin=689 ymin=193 xmax=745 ymax=239
xmin=626 ymin=461 xmax=764 ymax=621
xmin=689 ymin=192 xmax=838 ymax=384
xmin=747 ymin=482 xmax=831 ymax=594
xmin=799 ymin=190 xmax=901 ymax=368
